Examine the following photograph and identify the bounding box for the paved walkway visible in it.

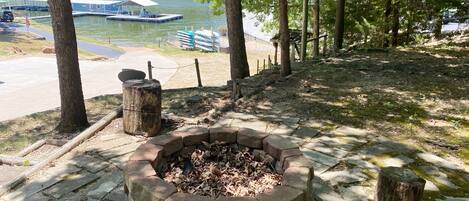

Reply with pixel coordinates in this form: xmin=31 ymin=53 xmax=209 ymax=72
xmin=1 ymin=112 xmax=468 ymax=201
xmin=14 ymin=24 xmax=124 ymax=59
xmin=0 ymin=48 xmax=177 ymax=121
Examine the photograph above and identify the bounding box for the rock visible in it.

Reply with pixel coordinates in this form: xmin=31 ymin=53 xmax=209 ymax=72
xmin=128 ymin=176 xmax=176 ymax=201
xmin=283 ymin=167 xmax=314 ymax=201
xmin=237 ymin=128 xmax=269 ymax=148
xmin=291 ymin=127 xmax=320 ymax=139
xmin=417 ymin=152 xmax=462 ymax=170
xmin=319 ymin=169 xmax=368 ymax=186
xmin=301 ymin=148 xmax=339 ymax=167
xmin=420 ymin=166 xmax=459 ymax=189
xmin=43 ymin=173 xmax=100 ymax=199
xmin=382 ymin=155 xmax=415 ymax=167
xmin=302 ymin=141 xmax=349 ymax=159
xmin=424 ymin=180 xmax=439 ymax=191
xmin=263 ymin=135 xmax=299 ymax=159
xmin=339 ymin=185 xmax=373 ymax=201
xmin=256 ymin=186 xmax=304 ymax=201
xmin=42 ymin=47 xmax=55 ymax=54
xmin=172 ymin=127 xmax=209 ymax=146
xmin=149 ymin=135 xmax=183 ymax=156
xmin=129 ymin=143 xmax=164 ymax=163
xmin=313 ymin=176 xmax=345 ymax=201
xmin=209 ymin=127 xmax=238 ymax=144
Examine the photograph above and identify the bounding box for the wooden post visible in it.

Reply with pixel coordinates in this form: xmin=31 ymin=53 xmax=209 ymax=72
xmin=147 ymin=61 xmax=153 ymax=80
xmin=123 ymin=80 xmax=162 ymax=137
xmin=274 ymin=42 xmax=279 ymax=65
xmin=257 ymin=60 xmax=260 ymax=73
xmin=268 ymin=55 xmax=272 ymax=69
xmin=323 ymin=35 xmax=328 ymax=56
xmin=263 ymin=59 xmax=266 ymax=70
xmin=195 ymin=58 xmax=202 ymax=87
xmin=300 ymin=0 xmax=309 ymax=62
xmin=376 ymin=167 xmax=425 ymax=201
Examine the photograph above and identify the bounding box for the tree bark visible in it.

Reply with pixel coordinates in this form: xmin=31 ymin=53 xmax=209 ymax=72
xmin=376 ymin=167 xmax=425 ymax=201
xmin=225 ymin=0 xmax=250 ymax=80
xmin=300 ymin=0 xmax=308 ymax=62
xmin=312 ymin=0 xmax=320 ymax=58
xmin=334 ymin=0 xmax=345 ymax=51
xmin=391 ymin=0 xmax=400 ymax=47
xmin=123 ymin=80 xmax=161 ymax=137
xmin=433 ymin=10 xmax=443 ymax=39
xmin=48 ymin=0 xmax=89 ymax=133
xmin=383 ymin=0 xmax=392 ymax=47
xmin=279 ymin=0 xmax=291 ymax=76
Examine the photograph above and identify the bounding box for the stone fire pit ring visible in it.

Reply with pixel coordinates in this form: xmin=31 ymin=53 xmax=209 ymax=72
xmin=124 ymin=127 xmax=315 ymax=201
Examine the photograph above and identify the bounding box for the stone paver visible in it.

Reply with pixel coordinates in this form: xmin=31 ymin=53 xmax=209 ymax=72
xmin=301 ymin=148 xmax=340 ymax=167
xmin=313 ymin=176 xmax=345 ymax=201
xmin=99 ymin=142 xmax=142 ymax=159
xmin=43 ymin=173 xmax=100 ymax=199
xmin=331 ymin=126 xmax=369 ymax=137
xmin=128 ymin=176 xmax=177 ymax=201
xmin=231 ymin=119 xmax=269 ymax=132
xmin=263 ymin=135 xmax=299 ymax=159
xmin=420 ymin=166 xmax=459 ymax=189
xmin=150 ymin=135 xmax=183 ymax=156
xmin=166 ymin=192 xmax=214 ymax=201
xmin=346 ymin=156 xmax=379 ymax=173
xmin=292 ymin=127 xmax=320 ymax=139
xmin=338 ymin=185 xmax=373 ymax=201
xmin=71 ymin=154 xmax=109 ymax=173
xmin=256 ymin=186 xmax=304 ymax=201
xmin=319 ymin=169 xmax=367 ymax=186
xmin=237 ymin=128 xmax=269 ymax=148
xmin=172 ymin=127 xmax=209 ymax=146
xmin=87 ymin=170 xmax=123 ymax=200
xmin=382 ymin=155 xmax=415 ymax=168
xmin=424 ymin=180 xmax=440 ymax=191
xmin=302 ymin=141 xmax=349 ymax=159
xmin=209 ymin=127 xmax=238 ymax=144
xmin=417 ymin=152 xmax=462 ymax=170
xmin=129 ymin=143 xmax=164 ymax=162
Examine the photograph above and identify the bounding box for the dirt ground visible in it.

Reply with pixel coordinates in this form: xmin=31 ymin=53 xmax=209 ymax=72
xmin=151 ymin=36 xmax=277 ymax=89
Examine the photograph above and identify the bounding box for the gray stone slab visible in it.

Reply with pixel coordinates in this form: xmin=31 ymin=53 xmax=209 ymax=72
xmin=82 ymin=137 xmax=134 ymax=153
xmin=43 ymin=173 xmax=100 ymax=199
xmin=268 ymin=123 xmax=298 ymax=135
xmin=292 ymin=127 xmax=320 ymax=139
xmin=312 ymin=160 xmax=331 ymax=174
xmin=417 ymin=152 xmax=462 ymax=170
xmin=71 ymin=154 xmax=109 ymax=173
xmin=345 ymin=157 xmax=379 ymax=173
xmin=332 ymin=126 xmax=370 ymax=137
xmin=312 ymin=136 xmax=355 ymax=151
xmin=87 ymin=171 xmax=123 ymax=199
xmin=313 ymin=176 xmax=345 ymax=201
xmin=105 ymin=187 xmax=128 ymax=201
xmin=302 ymin=141 xmax=349 ymax=158
xmin=231 ymin=119 xmax=269 ymax=132
xmin=420 ymin=166 xmax=459 ymax=189
xmin=301 ymin=148 xmax=340 ymax=167
xmin=424 ymin=180 xmax=439 ymax=191
xmin=319 ymin=169 xmax=368 ymax=186
xmin=109 ymin=152 xmax=133 ymax=169
xmin=2 ymin=164 xmax=81 ymax=201
xmin=339 ymin=185 xmax=373 ymax=201
xmin=382 ymin=155 xmax=415 ymax=168
xmin=358 ymin=142 xmax=415 ymax=158
xmin=99 ymin=143 xmax=141 ymax=159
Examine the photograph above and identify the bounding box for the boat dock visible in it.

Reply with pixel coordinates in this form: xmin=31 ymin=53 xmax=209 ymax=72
xmin=106 ymin=14 xmax=183 ymax=23
xmin=30 ymin=12 xmax=114 ymax=20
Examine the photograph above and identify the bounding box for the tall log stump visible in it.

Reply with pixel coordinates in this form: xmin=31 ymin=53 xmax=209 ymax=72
xmin=376 ymin=167 xmax=426 ymax=201
xmin=123 ymin=79 xmax=162 ymax=137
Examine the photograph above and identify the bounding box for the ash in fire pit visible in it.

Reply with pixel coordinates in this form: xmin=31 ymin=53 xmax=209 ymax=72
xmin=163 ymin=141 xmax=282 ymax=197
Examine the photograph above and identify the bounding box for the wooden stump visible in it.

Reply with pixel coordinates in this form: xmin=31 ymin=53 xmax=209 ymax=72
xmin=123 ymin=79 xmax=162 ymax=137
xmin=376 ymin=167 xmax=426 ymax=201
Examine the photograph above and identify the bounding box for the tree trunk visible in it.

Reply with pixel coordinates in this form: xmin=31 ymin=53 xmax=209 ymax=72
xmin=383 ymin=0 xmax=392 ymax=47
xmin=312 ymin=0 xmax=320 ymax=58
xmin=334 ymin=0 xmax=345 ymax=51
xmin=279 ymin=0 xmax=291 ymax=76
xmin=433 ymin=10 xmax=443 ymax=39
xmin=123 ymin=80 xmax=161 ymax=137
xmin=225 ymin=0 xmax=250 ymax=80
xmin=48 ymin=0 xmax=89 ymax=133
xmin=376 ymin=167 xmax=425 ymax=201
xmin=391 ymin=0 xmax=400 ymax=47
xmin=300 ymin=0 xmax=308 ymax=62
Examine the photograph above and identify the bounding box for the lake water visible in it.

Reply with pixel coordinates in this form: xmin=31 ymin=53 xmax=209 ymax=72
xmin=28 ymin=0 xmax=226 ymax=46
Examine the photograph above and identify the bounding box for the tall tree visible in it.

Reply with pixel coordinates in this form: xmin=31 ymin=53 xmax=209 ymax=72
xmin=334 ymin=0 xmax=345 ymax=51
xmin=279 ymin=0 xmax=291 ymax=76
xmin=312 ymin=0 xmax=320 ymax=57
xmin=383 ymin=0 xmax=392 ymax=47
xmin=391 ymin=0 xmax=400 ymax=46
xmin=225 ymin=0 xmax=250 ymax=79
xmin=48 ymin=0 xmax=89 ymax=132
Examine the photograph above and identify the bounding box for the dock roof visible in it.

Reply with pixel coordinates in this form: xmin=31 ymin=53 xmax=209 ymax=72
xmin=120 ymin=0 xmax=159 ymax=7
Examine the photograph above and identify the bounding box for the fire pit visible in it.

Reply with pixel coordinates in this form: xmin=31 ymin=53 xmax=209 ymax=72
xmin=124 ymin=127 xmax=314 ymax=201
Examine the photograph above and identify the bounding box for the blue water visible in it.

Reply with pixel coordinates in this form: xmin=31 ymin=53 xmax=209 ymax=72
xmin=29 ymin=0 xmax=226 ymax=46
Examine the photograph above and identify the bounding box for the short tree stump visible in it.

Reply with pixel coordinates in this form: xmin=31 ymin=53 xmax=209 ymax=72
xmin=124 ymin=127 xmax=314 ymax=201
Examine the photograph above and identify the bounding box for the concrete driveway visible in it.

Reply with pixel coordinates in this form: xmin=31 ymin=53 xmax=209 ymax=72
xmin=0 ymin=48 xmax=177 ymax=121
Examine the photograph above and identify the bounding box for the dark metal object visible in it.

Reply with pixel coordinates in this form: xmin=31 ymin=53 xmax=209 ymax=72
xmin=118 ymin=69 xmax=146 ymax=82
